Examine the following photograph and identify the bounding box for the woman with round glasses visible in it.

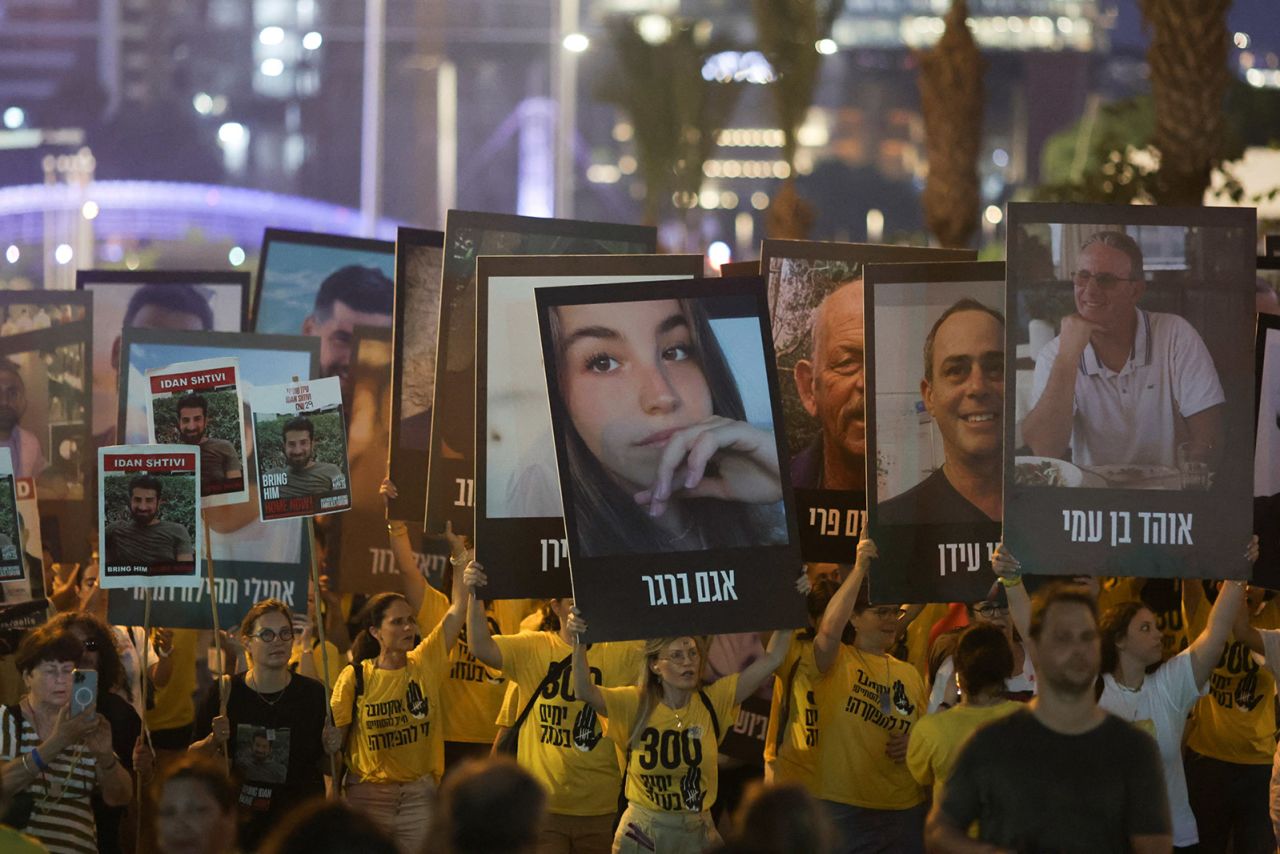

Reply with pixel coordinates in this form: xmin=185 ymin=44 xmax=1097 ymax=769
xmin=189 ymin=598 xmax=340 ymax=849
xmin=927 ymin=589 xmax=1036 ymax=713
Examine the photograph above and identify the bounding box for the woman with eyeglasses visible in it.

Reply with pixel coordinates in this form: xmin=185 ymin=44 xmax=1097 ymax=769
xmin=926 ymin=588 xmax=1037 ymax=713
xmin=812 ymin=533 xmax=927 ymax=854
xmin=189 ymin=598 xmax=340 ymax=850
xmin=566 ymin=610 xmax=792 ymax=854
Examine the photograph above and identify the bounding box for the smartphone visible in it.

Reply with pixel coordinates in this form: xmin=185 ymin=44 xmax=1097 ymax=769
xmin=71 ymin=669 xmax=98 ymax=716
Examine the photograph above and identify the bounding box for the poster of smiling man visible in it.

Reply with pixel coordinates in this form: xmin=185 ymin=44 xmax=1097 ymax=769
xmin=536 ymin=275 xmax=805 ymax=642
xmin=1004 ymin=203 xmax=1255 ymax=578
xmin=475 ymin=253 xmax=703 ymax=599
xmin=145 ymin=357 xmax=248 ymax=507
xmin=249 ymin=376 xmax=350 ymax=522
xmin=97 ymin=445 xmax=202 ymax=588
xmin=864 ymin=262 xmax=1005 ymax=604
xmin=760 ymin=240 xmax=975 ymax=565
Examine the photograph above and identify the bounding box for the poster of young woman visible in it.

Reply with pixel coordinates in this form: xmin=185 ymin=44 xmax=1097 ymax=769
xmin=760 ymin=240 xmax=975 ymax=565
xmin=144 ymin=357 xmax=248 ymax=506
xmin=535 ymin=276 xmax=806 ymax=642
xmin=97 ymin=445 xmax=202 ymax=589
xmin=475 ymin=253 xmax=703 ymax=599
xmin=425 ymin=211 xmax=656 ymax=539
xmin=1003 ymin=203 xmax=1255 ymax=579
xmin=863 ymin=261 xmax=1005 ymax=604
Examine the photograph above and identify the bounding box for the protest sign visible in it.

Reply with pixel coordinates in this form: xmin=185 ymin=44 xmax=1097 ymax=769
xmin=760 ymin=240 xmax=975 ymax=564
xmin=864 ymin=261 xmax=1005 ymax=604
xmin=98 ymin=445 xmax=201 ymax=589
xmin=0 ymin=449 xmax=25 ymax=584
xmin=1254 ymin=309 xmax=1280 ymax=589
xmin=475 ymin=253 xmax=703 ymax=599
xmin=425 ymin=211 xmax=656 ymax=538
xmin=535 ymin=276 xmax=805 ymax=642
xmin=249 ymin=375 xmax=350 ymax=522
xmin=145 ymin=357 xmax=248 ymax=506
xmin=1004 ymin=203 xmax=1255 ymax=578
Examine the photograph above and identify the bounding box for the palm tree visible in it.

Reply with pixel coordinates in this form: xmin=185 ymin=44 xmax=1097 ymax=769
xmin=917 ymin=0 xmax=984 ymax=249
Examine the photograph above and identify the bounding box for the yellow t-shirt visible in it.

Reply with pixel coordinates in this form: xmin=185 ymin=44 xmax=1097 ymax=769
xmin=906 ymin=699 xmax=1020 ymax=788
xmin=905 ymin=604 xmax=951 ymax=679
xmin=495 ymin=679 xmax=521 ymax=728
xmin=1096 ymin=577 xmax=1141 ymax=615
xmin=146 ymin=628 xmax=198 ymax=732
xmin=493 ymin=632 xmax=642 ymax=816
xmin=814 ymin=645 xmax=925 ymax=810
xmin=1186 ymin=598 xmax=1280 ymax=765
xmin=290 ymin=640 xmax=344 ymax=694
xmin=331 ymin=622 xmax=448 ymax=783
xmin=763 ymin=634 xmax=819 ymax=789
xmin=602 ymin=674 xmax=739 ymax=814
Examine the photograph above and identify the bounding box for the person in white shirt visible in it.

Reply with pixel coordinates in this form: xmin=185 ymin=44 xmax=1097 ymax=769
xmin=1023 ymin=230 xmax=1224 ymax=473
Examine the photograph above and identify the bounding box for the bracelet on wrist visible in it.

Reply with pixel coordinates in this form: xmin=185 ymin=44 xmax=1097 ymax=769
xmin=387 ymin=522 xmax=408 ymax=535
xmin=449 ymin=553 xmax=470 ymax=567
xmin=155 ymin=645 xmax=173 ymax=659
xmin=30 ymin=746 xmax=50 ymax=772
xmin=998 ymin=575 xmax=1024 ymax=588
xmin=21 ymin=752 xmax=36 ymax=775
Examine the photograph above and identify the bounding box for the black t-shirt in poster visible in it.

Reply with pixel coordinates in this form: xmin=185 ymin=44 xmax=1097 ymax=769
xmin=939 ymin=708 xmax=1170 ymax=854
xmin=194 ymin=672 xmax=327 ymax=846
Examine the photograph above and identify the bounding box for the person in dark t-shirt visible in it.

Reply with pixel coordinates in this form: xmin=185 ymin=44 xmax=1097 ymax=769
xmin=267 ymin=415 xmax=345 ymax=498
xmin=104 ymin=475 xmax=194 ymax=565
xmin=926 ymin=582 xmax=1172 ymax=853
xmin=175 ymin=393 xmax=242 ymax=487
xmin=880 ymin=299 xmax=1004 ymax=525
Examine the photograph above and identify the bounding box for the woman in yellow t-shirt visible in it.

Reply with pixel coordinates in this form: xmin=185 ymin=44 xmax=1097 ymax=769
xmin=906 ymin=623 xmax=1020 ymax=791
xmin=566 ymin=611 xmax=792 ymax=854
xmin=813 ymin=535 xmax=926 ymax=854
xmin=330 ymin=562 xmax=467 ymax=854
xmin=463 ymin=563 xmax=643 ymax=854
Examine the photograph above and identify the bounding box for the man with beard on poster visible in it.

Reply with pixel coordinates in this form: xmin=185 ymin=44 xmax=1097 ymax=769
xmin=880 ymin=299 xmax=1004 ymax=524
xmin=0 ymin=361 xmax=46 ymax=480
xmin=104 ymin=475 xmax=194 ymax=565
xmin=300 ymin=266 xmax=393 ymax=402
xmin=269 ymin=416 xmax=344 ymax=498
xmin=1023 ymin=230 xmax=1224 ymax=472
xmin=176 ymin=393 xmax=242 ymax=488
xmin=791 ymin=278 xmax=866 ymax=491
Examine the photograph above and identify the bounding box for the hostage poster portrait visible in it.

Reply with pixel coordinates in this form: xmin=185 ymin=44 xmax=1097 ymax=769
xmin=145 ymin=357 xmax=248 ymax=506
xmin=535 ymin=276 xmax=806 ymax=642
xmin=97 ymin=445 xmax=202 ymax=588
xmin=760 ymin=240 xmax=975 ymax=564
xmin=1254 ymin=312 xmax=1280 ymax=589
xmin=425 ymin=210 xmax=656 ymax=538
xmin=249 ymin=376 xmax=351 ymax=522
xmin=0 ymin=448 xmax=25 ymax=583
xmin=864 ymin=262 xmax=1005 ymax=604
xmin=475 ymin=253 xmax=703 ymax=599
xmin=1004 ymin=203 xmax=1256 ymax=579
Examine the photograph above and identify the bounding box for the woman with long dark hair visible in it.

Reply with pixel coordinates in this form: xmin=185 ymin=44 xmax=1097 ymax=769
xmin=567 ymin=609 xmax=791 ymax=853
xmin=329 ymin=562 xmax=467 ymax=853
xmin=546 ymin=297 xmax=785 ymax=556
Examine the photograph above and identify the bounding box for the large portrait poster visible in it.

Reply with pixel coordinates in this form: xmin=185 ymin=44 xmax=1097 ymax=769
xmin=0 ymin=291 xmax=93 ymax=563
xmin=144 ymin=357 xmax=248 ymax=507
xmin=110 ymin=329 xmax=319 ymax=629
xmin=97 ymin=445 xmax=202 ymax=589
xmin=1004 ymin=203 xmax=1256 ymax=578
xmin=535 ymin=276 xmax=806 ymax=642
xmin=249 ymin=376 xmax=350 ymax=522
xmin=0 ymin=477 xmax=47 ymax=631
xmin=864 ymin=262 xmax=1005 ymax=604
xmin=425 ymin=211 xmax=656 ymax=538
xmin=760 ymin=239 xmax=975 ymax=564
xmin=475 ymin=254 xmax=703 ymax=598
xmin=78 ymin=270 xmax=248 ymax=447
xmin=387 ymin=227 xmax=444 ymax=522
xmin=252 ymin=228 xmax=395 ymax=406
xmin=0 ymin=448 xmax=25 ymax=582
xmin=1255 ymin=313 xmax=1280 ymax=589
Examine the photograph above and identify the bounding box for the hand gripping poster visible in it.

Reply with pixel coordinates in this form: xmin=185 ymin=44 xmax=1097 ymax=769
xmin=249 ymin=376 xmax=351 ymax=522
xmin=97 ymin=446 xmax=202 ymax=588
xmin=1003 ymin=203 xmax=1256 ymax=579
xmin=535 ymin=275 xmax=806 ymax=642
xmin=144 ymin=357 xmax=248 ymax=507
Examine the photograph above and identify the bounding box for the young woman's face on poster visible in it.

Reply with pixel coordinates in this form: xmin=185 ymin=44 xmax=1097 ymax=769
xmin=557 ymin=299 xmax=713 ymax=492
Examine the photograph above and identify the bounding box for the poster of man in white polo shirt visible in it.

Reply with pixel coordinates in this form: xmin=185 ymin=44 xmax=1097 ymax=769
xmin=1004 ymin=204 xmax=1255 ymax=580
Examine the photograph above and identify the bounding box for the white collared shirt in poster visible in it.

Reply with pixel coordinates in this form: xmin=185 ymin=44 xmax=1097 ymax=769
xmin=1030 ymin=310 xmax=1225 ymax=468
xmin=1255 ymin=328 xmax=1280 ymax=497
xmin=1098 ymin=648 xmax=1204 ymax=847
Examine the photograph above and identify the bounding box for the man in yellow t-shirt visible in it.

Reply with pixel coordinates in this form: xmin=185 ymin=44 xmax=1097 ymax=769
xmin=1183 ymin=586 xmax=1280 ymax=853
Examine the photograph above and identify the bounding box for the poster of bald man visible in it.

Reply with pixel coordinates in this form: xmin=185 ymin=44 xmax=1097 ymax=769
xmin=248 ymin=376 xmax=351 ymax=522
xmin=1004 ymin=203 xmax=1255 ymax=579
xmin=864 ymin=262 xmax=1005 ymax=604
xmin=760 ymin=240 xmax=975 ymax=563
xmin=97 ymin=445 xmax=201 ymax=589
xmin=144 ymin=356 xmax=248 ymax=507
